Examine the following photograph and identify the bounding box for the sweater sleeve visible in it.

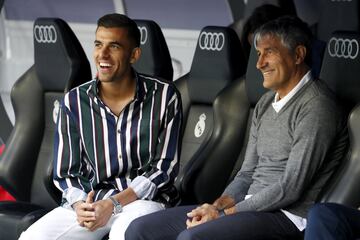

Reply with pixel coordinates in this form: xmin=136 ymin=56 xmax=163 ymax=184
xmin=234 ymin=97 xmax=344 ymax=212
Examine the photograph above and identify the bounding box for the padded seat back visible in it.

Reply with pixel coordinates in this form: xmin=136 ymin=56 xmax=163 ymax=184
xmin=316 ymin=0 xmax=360 ymax=41
xmin=133 ymin=19 xmax=173 ymax=80
xmin=319 ymin=31 xmax=360 ymax=207
xmin=227 ymin=45 xmax=268 ymax=181
xmin=0 ymin=98 xmax=12 ymax=143
xmin=0 ymin=18 xmax=91 ymax=209
xmin=175 ymin=26 xmax=248 ymax=204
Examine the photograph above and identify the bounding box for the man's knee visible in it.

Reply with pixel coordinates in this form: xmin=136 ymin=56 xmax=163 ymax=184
xmin=309 ymin=203 xmax=339 ymax=222
xmin=177 ymin=229 xmax=197 ymax=240
xmin=125 ymin=217 xmax=148 ymax=240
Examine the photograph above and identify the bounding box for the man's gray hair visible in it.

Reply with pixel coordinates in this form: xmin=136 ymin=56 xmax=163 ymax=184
xmin=254 ymin=16 xmax=313 ymax=66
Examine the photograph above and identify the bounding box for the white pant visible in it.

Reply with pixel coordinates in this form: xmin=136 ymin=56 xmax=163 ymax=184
xmin=18 ymin=200 xmax=164 ymax=240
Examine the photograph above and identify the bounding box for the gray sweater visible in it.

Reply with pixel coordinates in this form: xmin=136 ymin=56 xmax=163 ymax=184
xmin=223 ymin=79 xmax=348 ymax=217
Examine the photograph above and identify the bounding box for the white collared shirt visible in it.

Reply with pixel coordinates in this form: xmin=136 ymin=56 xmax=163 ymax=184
xmin=272 ymin=71 xmax=312 ymax=113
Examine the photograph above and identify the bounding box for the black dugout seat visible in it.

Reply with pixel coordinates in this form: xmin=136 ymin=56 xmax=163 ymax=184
xmin=319 ymin=31 xmax=360 ymax=207
xmin=175 ymin=26 xmax=248 ymax=204
xmin=133 ymin=19 xmax=173 ymax=80
xmin=0 ymin=98 xmax=12 ymax=144
xmin=316 ymin=0 xmax=360 ymax=42
xmin=226 ymin=45 xmax=268 ymax=182
xmin=0 ymin=18 xmax=91 ymax=239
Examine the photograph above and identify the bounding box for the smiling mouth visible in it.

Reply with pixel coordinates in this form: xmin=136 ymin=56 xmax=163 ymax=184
xmin=262 ymin=70 xmax=273 ymax=76
xmin=99 ymin=62 xmax=113 ymax=69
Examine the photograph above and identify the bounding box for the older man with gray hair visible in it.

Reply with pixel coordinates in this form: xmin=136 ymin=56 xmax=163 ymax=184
xmin=125 ymin=16 xmax=348 ymax=240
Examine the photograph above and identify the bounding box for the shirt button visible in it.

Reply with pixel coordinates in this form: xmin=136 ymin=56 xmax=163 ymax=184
xmin=119 ymin=155 xmax=122 ymax=159
xmin=117 ymin=129 xmax=121 ymax=133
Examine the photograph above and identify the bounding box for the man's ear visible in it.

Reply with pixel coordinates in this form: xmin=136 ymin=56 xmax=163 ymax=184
xmin=130 ymin=47 xmax=141 ymax=64
xmin=295 ymin=45 xmax=307 ymax=65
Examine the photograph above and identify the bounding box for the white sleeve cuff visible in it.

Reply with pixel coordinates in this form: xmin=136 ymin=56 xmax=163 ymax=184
xmin=62 ymin=187 xmax=87 ymax=209
xmin=129 ymin=176 xmax=157 ymax=200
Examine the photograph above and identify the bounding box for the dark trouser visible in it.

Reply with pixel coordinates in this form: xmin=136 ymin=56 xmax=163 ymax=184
xmin=125 ymin=205 xmax=303 ymax=240
xmin=305 ymin=203 xmax=360 ymax=240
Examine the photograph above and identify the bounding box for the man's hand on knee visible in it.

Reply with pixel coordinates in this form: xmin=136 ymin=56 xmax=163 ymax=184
xmin=83 ymin=198 xmax=113 ymax=231
xmin=186 ymin=203 xmax=220 ymax=228
xmin=73 ymin=191 xmax=96 ymax=226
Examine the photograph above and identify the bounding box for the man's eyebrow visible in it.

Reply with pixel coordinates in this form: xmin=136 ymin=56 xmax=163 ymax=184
xmin=109 ymin=41 xmax=121 ymax=46
xmin=264 ymin=46 xmax=278 ymax=52
xmin=93 ymin=40 xmax=121 ymax=46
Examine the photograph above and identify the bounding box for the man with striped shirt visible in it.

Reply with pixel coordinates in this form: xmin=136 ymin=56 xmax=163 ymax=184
xmin=19 ymin=13 xmax=182 ymax=240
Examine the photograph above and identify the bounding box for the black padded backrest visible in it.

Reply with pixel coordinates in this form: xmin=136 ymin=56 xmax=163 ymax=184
xmin=133 ymin=20 xmax=173 ymax=80
xmin=319 ymin=31 xmax=360 ymax=207
xmin=322 ymin=105 xmax=360 ymax=207
xmin=0 ymin=18 xmax=91 ymax=206
xmin=32 ymin=18 xmax=92 ymax=208
xmin=317 ymin=0 xmax=360 ymax=41
xmin=0 ymin=99 xmax=12 ymax=143
xmin=319 ymin=31 xmax=360 ymax=110
xmin=175 ymin=26 xmax=247 ymax=204
xmin=187 ymin=26 xmax=246 ymax=104
xmin=243 ymin=0 xmax=296 ymax=20
xmin=227 ymin=45 xmax=268 ymax=181
xmin=34 ymin=18 xmax=91 ymax=91
xmin=245 ymin=45 xmax=268 ymax=107
xmin=178 ymin=26 xmax=246 ymax=165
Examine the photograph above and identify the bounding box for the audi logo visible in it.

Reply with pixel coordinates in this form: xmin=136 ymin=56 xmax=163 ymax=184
xmin=328 ymin=37 xmax=359 ymax=59
xmin=34 ymin=25 xmax=57 ymax=43
xmin=199 ymin=31 xmax=225 ymax=51
xmin=138 ymin=26 xmax=148 ymax=45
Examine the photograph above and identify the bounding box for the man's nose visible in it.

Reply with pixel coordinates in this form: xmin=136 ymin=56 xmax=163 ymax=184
xmin=99 ymin=46 xmax=110 ymax=58
xmin=256 ymin=55 xmax=265 ymax=70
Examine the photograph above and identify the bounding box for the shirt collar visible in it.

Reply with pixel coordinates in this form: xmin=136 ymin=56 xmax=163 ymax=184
xmin=88 ymin=69 xmax=146 ymax=102
xmin=272 ymin=70 xmax=312 ymax=113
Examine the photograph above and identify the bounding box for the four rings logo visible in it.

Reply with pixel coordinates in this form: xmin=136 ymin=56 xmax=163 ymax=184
xmin=138 ymin=26 xmax=148 ymax=45
xmin=328 ymin=37 xmax=359 ymax=59
xmin=34 ymin=25 xmax=57 ymax=43
xmin=199 ymin=31 xmax=225 ymax=51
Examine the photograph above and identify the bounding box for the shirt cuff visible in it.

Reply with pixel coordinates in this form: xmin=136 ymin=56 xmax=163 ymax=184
xmin=62 ymin=187 xmax=87 ymax=209
xmin=129 ymin=176 xmax=157 ymax=200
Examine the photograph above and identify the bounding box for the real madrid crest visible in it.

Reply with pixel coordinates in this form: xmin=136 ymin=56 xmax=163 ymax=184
xmin=53 ymin=100 xmax=60 ymax=124
xmin=194 ymin=113 xmax=206 ymax=138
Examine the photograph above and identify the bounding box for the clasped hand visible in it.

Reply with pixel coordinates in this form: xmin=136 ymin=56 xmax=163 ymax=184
xmin=73 ymin=191 xmax=113 ymax=231
xmin=186 ymin=203 xmax=221 ymax=229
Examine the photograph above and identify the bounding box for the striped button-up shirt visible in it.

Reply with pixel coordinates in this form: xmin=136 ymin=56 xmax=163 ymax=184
xmin=53 ymin=72 xmax=182 ymax=207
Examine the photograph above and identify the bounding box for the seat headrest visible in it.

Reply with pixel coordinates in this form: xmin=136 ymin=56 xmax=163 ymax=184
xmin=245 ymin=45 xmax=268 ymax=107
xmin=133 ymin=19 xmax=173 ymax=80
xmin=317 ymin=0 xmax=360 ymax=41
xmin=188 ymin=26 xmax=246 ymax=103
xmin=320 ymin=31 xmax=360 ymax=107
xmin=33 ymin=18 xmax=91 ymax=92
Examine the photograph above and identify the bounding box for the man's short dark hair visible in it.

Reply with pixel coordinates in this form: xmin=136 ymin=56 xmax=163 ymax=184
xmin=97 ymin=13 xmax=140 ymax=47
xmin=254 ymin=16 xmax=314 ymax=67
